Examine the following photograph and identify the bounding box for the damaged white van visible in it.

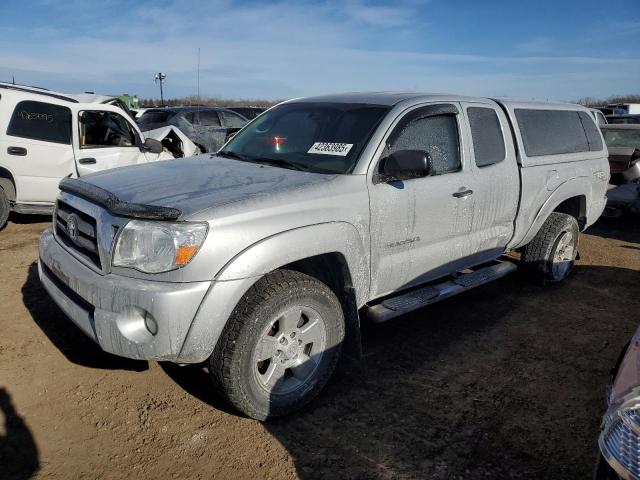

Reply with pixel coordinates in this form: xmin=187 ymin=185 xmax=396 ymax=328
xmin=0 ymin=83 xmax=197 ymax=229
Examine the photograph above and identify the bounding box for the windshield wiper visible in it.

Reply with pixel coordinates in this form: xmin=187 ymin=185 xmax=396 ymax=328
xmin=251 ymin=157 xmax=310 ymax=172
xmin=217 ymin=151 xmax=309 ymax=172
xmin=217 ymin=150 xmax=252 ymax=162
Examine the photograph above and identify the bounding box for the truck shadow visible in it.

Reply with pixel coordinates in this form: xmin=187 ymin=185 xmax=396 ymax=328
xmin=21 ymin=263 xmax=148 ymax=372
xmin=586 ymin=215 xmax=640 ymax=243
xmin=261 ymin=263 xmax=640 ymax=480
xmin=0 ymin=388 xmax=39 ymax=480
xmin=8 ymin=212 xmax=51 ymax=225
xmin=158 ymin=363 xmax=241 ymax=417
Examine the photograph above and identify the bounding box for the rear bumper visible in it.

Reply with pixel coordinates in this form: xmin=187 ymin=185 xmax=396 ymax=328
xmin=38 ymin=227 xmax=211 ymax=362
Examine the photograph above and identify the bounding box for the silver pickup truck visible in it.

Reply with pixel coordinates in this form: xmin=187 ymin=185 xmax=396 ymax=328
xmin=38 ymin=92 xmax=609 ymax=419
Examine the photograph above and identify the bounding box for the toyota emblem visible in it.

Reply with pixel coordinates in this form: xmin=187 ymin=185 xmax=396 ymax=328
xmin=67 ymin=214 xmax=79 ymax=242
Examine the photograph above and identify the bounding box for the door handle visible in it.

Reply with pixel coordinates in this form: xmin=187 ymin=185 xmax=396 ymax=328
xmin=78 ymin=158 xmax=97 ymax=165
xmin=452 ymin=188 xmax=473 ymax=198
xmin=7 ymin=146 xmax=27 ymax=156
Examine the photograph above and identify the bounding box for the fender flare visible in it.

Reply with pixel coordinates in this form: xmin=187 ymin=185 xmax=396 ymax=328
xmin=177 ymin=222 xmax=369 ymax=363
xmin=215 ymin=221 xmax=369 ymax=305
xmin=519 ymin=176 xmax=591 ymax=247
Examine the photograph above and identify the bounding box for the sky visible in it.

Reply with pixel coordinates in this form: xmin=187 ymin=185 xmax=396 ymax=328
xmin=1 ymin=0 xmax=639 ymax=102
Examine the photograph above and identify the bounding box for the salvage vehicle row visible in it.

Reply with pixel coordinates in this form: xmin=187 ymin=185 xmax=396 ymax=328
xmin=0 ymin=83 xmax=198 ymax=229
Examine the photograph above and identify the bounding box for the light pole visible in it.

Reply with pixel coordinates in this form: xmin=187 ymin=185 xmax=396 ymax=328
xmin=154 ymin=72 xmax=166 ymax=106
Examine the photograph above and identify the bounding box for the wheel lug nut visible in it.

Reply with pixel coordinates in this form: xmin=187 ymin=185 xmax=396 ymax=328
xmin=279 ymin=337 xmax=287 ymax=345
xmin=290 ymin=332 xmax=296 ymax=338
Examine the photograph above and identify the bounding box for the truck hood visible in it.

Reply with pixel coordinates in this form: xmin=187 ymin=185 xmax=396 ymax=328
xmin=81 ymin=156 xmax=338 ymax=218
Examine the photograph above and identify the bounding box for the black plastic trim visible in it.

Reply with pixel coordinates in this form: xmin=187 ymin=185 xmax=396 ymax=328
xmin=59 ymin=178 xmax=182 ymax=221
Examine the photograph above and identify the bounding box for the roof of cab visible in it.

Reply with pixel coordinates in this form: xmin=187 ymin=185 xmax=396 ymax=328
xmin=291 ymin=91 xmax=583 ymax=110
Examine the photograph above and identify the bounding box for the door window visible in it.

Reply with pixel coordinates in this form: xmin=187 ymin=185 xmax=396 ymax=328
xmin=467 ymin=107 xmax=505 ymax=167
xmin=7 ymin=100 xmax=72 ymax=144
xmin=386 ymin=113 xmax=461 ymax=175
xmin=79 ymin=111 xmax=137 ymax=148
xmin=220 ymin=111 xmax=247 ymax=128
xmin=197 ymin=110 xmax=221 ymax=127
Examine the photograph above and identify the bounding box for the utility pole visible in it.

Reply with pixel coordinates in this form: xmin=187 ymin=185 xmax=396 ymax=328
xmin=154 ymin=72 xmax=166 ymax=106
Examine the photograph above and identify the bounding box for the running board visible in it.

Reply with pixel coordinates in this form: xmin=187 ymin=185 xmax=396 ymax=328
xmin=366 ymin=261 xmax=517 ymax=324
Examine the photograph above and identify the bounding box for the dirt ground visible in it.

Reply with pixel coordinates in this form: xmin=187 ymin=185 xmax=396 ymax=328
xmin=1 ymin=213 xmax=639 ymax=480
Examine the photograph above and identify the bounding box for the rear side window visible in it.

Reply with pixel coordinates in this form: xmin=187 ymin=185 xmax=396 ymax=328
xmin=515 ymin=109 xmax=602 ymax=157
xmin=198 ymin=110 xmax=221 ymax=127
xmin=7 ymin=100 xmax=71 ymax=144
xmin=467 ymin=107 xmax=505 ymax=167
xmin=220 ymin=111 xmax=247 ymax=128
xmin=578 ymin=112 xmax=603 ymax=151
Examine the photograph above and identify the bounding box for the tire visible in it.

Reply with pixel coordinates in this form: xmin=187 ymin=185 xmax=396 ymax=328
xmin=522 ymin=212 xmax=579 ymax=283
xmin=210 ymin=270 xmax=345 ymax=420
xmin=0 ymin=187 xmax=10 ymax=231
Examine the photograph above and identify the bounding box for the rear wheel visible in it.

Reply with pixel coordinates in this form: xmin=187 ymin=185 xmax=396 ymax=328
xmin=522 ymin=212 xmax=579 ymax=283
xmin=210 ymin=270 xmax=345 ymax=420
xmin=0 ymin=187 xmax=10 ymax=231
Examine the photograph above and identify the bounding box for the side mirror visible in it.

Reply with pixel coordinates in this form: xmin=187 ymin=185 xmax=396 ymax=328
xmin=378 ymin=150 xmax=432 ymax=182
xmin=142 ymin=138 xmax=163 ymax=154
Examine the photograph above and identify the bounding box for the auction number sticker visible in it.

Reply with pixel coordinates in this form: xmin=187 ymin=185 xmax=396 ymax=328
xmin=307 ymin=142 xmax=353 ymax=156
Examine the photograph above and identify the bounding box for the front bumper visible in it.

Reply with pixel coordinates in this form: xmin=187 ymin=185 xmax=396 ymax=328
xmin=38 ymin=228 xmax=211 ymax=362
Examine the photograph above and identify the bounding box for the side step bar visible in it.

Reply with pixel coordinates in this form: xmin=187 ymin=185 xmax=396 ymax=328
xmin=366 ymin=260 xmax=517 ymax=324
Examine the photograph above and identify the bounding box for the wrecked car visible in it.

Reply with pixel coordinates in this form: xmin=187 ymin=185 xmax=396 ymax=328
xmin=0 ymin=82 xmax=197 ymax=230
xmin=602 ymin=125 xmax=640 ymax=185
xmin=601 ymin=124 xmax=640 ymax=216
xmin=596 ymin=325 xmax=640 ymax=480
xmin=38 ymin=93 xmax=608 ymax=420
xmin=137 ymin=106 xmax=248 ymax=153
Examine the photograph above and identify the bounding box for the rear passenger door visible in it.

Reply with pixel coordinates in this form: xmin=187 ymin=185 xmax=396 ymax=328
xmin=461 ymin=102 xmax=519 ymax=258
xmin=188 ymin=110 xmax=228 ymax=152
xmin=3 ymin=99 xmax=75 ymax=203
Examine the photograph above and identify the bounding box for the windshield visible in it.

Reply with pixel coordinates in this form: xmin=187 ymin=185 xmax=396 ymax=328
xmin=219 ymin=102 xmax=389 ymax=174
xmin=602 ymin=128 xmax=640 ymax=148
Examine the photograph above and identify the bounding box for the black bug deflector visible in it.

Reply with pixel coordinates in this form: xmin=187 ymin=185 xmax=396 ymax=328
xmin=59 ymin=178 xmax=182 ymax=220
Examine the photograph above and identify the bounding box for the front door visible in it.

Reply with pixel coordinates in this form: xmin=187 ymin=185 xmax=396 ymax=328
xmin=72 ymin=106 xmax=146 ymax=176
xmin=368 ymin=103 xmax=477 ymax=298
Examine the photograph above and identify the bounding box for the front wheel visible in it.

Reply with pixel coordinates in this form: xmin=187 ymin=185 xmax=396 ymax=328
xmin=210 ymin=270 xmax=345 ymax=420
xmin=522 ymin=212 xmax=579 ymax=283
xmin=0 ymin=187 xmax=10 ymax=231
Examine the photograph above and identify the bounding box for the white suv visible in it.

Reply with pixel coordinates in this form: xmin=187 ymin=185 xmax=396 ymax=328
xmin=0 ymin=83 xmax=193 ymax=229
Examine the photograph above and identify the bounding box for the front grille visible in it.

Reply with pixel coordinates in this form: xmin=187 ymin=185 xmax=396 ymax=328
xmin=55 ymin=200 xmax=101 ymax=269
xmin=41 ymin=262 xmax=95 ymax=316
xmin=601 ymin=410 xmax=640 ymax=479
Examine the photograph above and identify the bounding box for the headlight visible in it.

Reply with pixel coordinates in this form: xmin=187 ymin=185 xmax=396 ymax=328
xmin=112 ymin=220 xmax=208 ymax=273
xmin=599 ymin=389 xmax=640 ymax=480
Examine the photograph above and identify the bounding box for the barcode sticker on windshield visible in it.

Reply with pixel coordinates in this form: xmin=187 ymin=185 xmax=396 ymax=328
xmin=307 ymin=142 xmax=353 ymax=156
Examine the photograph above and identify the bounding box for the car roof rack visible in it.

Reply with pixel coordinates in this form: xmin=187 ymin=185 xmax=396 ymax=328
xmin=0 ymin=82 xmax=79 ymax=103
